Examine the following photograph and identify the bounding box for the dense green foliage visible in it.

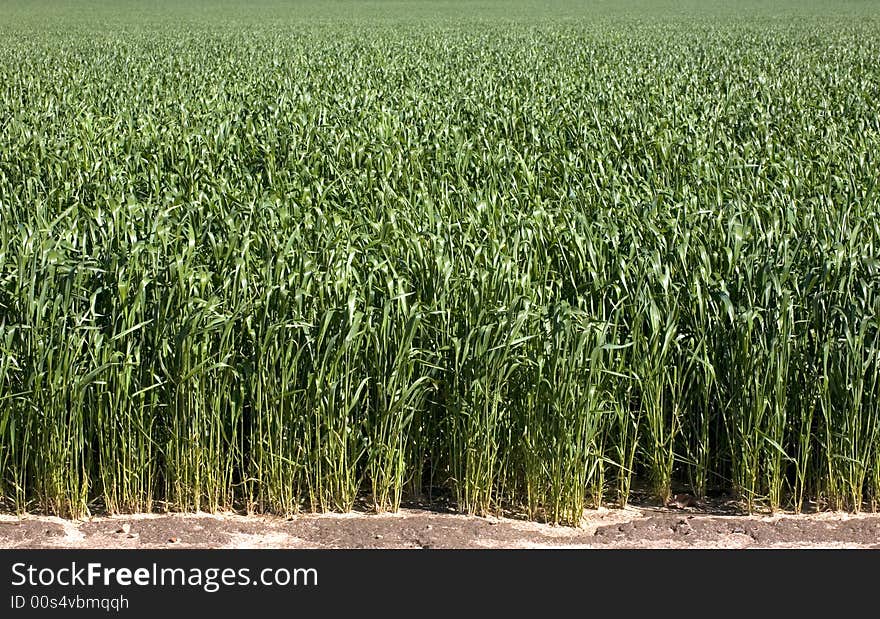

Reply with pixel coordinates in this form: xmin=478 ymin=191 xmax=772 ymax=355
xmin=1 ymin=1 xmax=879 ymax=523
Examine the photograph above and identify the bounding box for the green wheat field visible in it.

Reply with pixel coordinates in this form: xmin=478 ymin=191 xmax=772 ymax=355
xmin=1 ymin=1 xmax=878 ymax=524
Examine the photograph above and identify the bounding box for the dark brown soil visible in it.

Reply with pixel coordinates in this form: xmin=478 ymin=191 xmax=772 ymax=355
xmin=2 ymin=506 xmax=879 ymax=549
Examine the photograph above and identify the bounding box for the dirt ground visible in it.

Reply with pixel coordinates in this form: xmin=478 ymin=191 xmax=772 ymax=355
xmin=2 ymin=502 xmax=879 ymax=549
